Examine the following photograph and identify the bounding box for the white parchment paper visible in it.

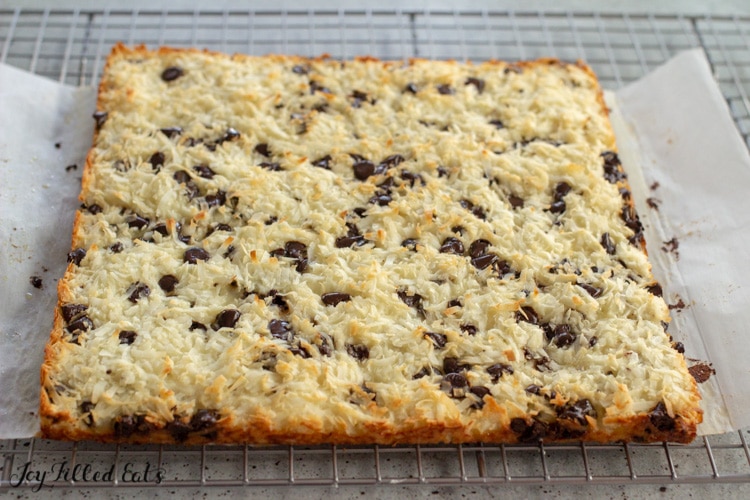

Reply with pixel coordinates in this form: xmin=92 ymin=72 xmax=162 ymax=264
xmin=0 ymin=48 xmax=748 ymax=438
xmin=0 ymin=64 xmax=96 ymax=438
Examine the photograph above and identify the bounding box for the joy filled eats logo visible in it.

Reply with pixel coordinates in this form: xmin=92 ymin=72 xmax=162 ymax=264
xmin=9 ymin=459 xmax=165 ymax=491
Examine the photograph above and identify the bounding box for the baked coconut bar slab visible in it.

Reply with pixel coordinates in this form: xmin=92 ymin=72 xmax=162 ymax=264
xmin=40 ymin=44 xmax=702 ymax=444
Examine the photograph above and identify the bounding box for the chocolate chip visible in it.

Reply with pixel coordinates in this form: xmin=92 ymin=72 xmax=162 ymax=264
xmin=443 ymin=357 xmax=467 ymax=374
xmin=55 ymin=142 xmax=62 ymax=149
xmin=335 ymin=223 xmax=366 ymax=248
xmin=184 ymin=247 xmax=209 ymax=264
xmin=588 ymin=336 xmax=598 ymax=347
xmin=317 ymin=334 xmax=334 ymax=357
xmin=673 ymin=341 xmax=685 ymax=353
xmin=424 ymin=332 xmax=447 ymax=348
xmin=92 ymin=111 xmax=108 ymax=129
xmin=515 ymin=306 xmax=539 ymax=325
xmin=554 ymin=182 xmax=572 ymax=199
xmin=352 ymin=158 xmax=376 ymax=180
xmin=148 ymin=152 xmax=165 ymax=170
xmin=558 ymin=399 xmax=597 ymax=425
xmin=312 ymin=155 xmax=331 ymax=169
xmin=67 ymin=248 xmax=86 ymax=266
xmin=346 ymin=343 xmax=369 ymax=361
xmin=437 ymin=166 xmax=449 ymax=177
xmin=378 ymin=154 xmax=405 ymax=171
xmin=442 ymin=373 xmax=469 ymax=397
xmin=223 ymin=128 xmax=240 ymax=142
xmin=465 ymin=77 xmax=485 ymax=94
xmin=268 ymin=319 xmax=293 ymax=342
xmin=439 ymin=237 xmax=464 ymax=255
xmin=127 ymin=214 xmax=150 ymax=230
xmin=437 ymin=84 xmax=454 ymax=95
xmin=601 ymin=151 xmax=625 ymax=183
xmin=30 ymin=276 xmax=43 ymax=289
xmin=193 ymin=164 xmax=215 ymax=179
xmin=158 ymin=274 xmax=179 ymax=293
xmin=397 ymin=290 xmax=425 ymax=316
xmin=67 ymin=315 xmax=94 ymax=334
xmin=114 ymin=415 xmax=151 ymax=438
xmin=649 ymin=402 xmax=675 ymax=431
xmin=205 ymin=190 xmax=226 ymax=207
xmin=548 ymin=324 xmax=576 ymax=348
xmin=61 ymin=303 xmax=88 ymax=323
xmin=549 ymin=199 xmax=566 ymax=214
xmin=525 ymin=384 xmax=542 ymax=395
xmin=65 ymin=164 xmax=77 ymax=172
xmin=622 ymin=205 xmax=644 ymax=244
xmin=349 ymin=90 xmax=370 ymax=108
xmin=254 ymin=143 xmax=271 ymax=157
xmin=161 ymin=66 xmax=184 ymax=82
xmin=413 ymin=366 xmax=432 ymax=379
xmin=460 ymin=324 xmax=477 ymax=336
xmin=403 ymin=82 xmax=418 ymax=94
xmin=309 ymin=80 xmax=331 ymax=94
xmin=259 ymin=162 xmax=281 ymax=171
xmin=508 ymin=194 xmax=524 ymax=208
xmin=80 ymin=401 xmax=94 ymax=425
xmin=446 ymin=299 xmax=462 ymax=308
xmin=401 ymin=238 xmax=419 ymax=251
xmin=85 ymin=204 xmax=103 ymax=215
xmin=110 ymin=242 xmax=123 ymax=253
xmin=167 ymin=419 xmax=191 ymax=442
xmin=369 ymin=193 xmax=392 ymax=206
xmin=688 ymin=363 xmax=715 ymax=383
xmin=577 ymin=282 xmax=603 ymax=298
xmin=468 ymin=239 xmax=491 ymax=259
xmin=280 ymin=241 xmax=305 ymax=260
xmin=127 ymin=282 xmax=150 ymax=303
xmin=352 ymin=207 xmax=368 ymax=217
xmin=118 ymin=330 xmax=137 ymax=345
xmin=489 ymin=119 xmax=504 ymax=129
xmin=292 ymin=65 xmax=309 ymax=75
xmin=213 ymin=309 xmax=241 ymax=330
xmin=160 ymin=127 xmax=183 ymax=139
xmin=600 ymin=232 xmax=616 ymax=255
xmin=190 ymin=321 xmax=207 ymax=331
xmin=187 ymin=409 xmax=218 ymax=432
xmin=321 ymin=292 xmax=351 ymax=306
xmin=470 ymin=253 xmax=498 ymax=271
xmin=487 ymin=363 xmax=513 ymax=382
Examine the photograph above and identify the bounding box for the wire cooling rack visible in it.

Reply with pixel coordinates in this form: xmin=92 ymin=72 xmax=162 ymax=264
xmin=2 ymin=7 xmax=750 ymax=490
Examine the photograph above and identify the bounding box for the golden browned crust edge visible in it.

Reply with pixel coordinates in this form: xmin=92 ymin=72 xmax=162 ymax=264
xmin=39 ymin=43 xmax=702 ymax=445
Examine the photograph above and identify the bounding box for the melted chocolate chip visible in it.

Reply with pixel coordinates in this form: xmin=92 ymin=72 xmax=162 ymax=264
xmin=465 ymin=77 xmax=485 ymax=94
xmin=352 ymin=158 xmax=376 ymax=180
xmin=321 ymin=292 xmax=351 ymax=306
xmin=460 ymin=324 xmax=477 ymax=336
xmin=459 ymin=199 xmax=487 ymax=220
xmin=558 ymin=399 xmax=597 ymax=425
xmin=439 ymin=237 xmax=464 ymax=255
xmin=30 ymin=276 xmax=43 ymax=289
xmin=515 ymin=306 xmax=539 ymax=325
xmin=601 ymin=151 xmax=625 ymax=183
xmin=600 ymin=232 xmax=616 ymax=255
xmin=85 ymin=204 xmax=103 ymax=215
xmin=489 ymin=119 xmax=504 ymax=129
xmin=622 ymin=206 xmax=644 ymax=244
xmin=549 ymin=199 xmax=566 ymax=214
xmin=193 ymin=164 xmax=215 ymax=179
xmin=468 ymin=239 xmax=492 ymax=259
xmin=404 ymin=82 xmax=418 ymax=94
xmin=254 ymin=143 xmax=271 ymax=157
xmin=401 ymin=238 xmax=419 ymax=251
xmin=92 ymin=111 xmax=108 ymax=129
xmin=160 ymin=127 xmax=183 ymax=139
xmin=190 ymin=321 xmax=207 ymax=331
xmin=188 ymin=410 xmax=219 ymax=432
xmin=547 ymin=324 xmax=576 ymax=348
xmin=110 ymin=242 xmax=123 ymax=253
xmin=61 ymin=304 xmax=88 ymax=323
xmin=268 ymin=319 xmax=293 ymax=342
xmin=114 ymin=415 xmax=151 ymax=438
xmin=507 ymin=194 xmax=524 ymax=208
xmin=118 ymin=330 xmax=137 ymax=345
xmin=424 ymin=332 xmax=447 ymax=348
xmin=649 ymin=402 xmax=676 ymax=431
xmin=346 ymin=343 xmax=369 ymax=361
xmin=487 ymin=363 xmax=513 ymax=382
xmin=470 ymin=253 xmax=497 ymax=271
xmin=127 ymin=282 xmax=150 ymax=303
xmin=443 ymin=356 xmax=469 ymax=374
xmin=397 ymin=290 xmax=425 ymax=316
xmin=184 ymin=247 xmax=209 ymax=264
xmin=577 ymin=282 xmax=603 ymax=298
xmin=437 ymin=84 xmax=454 ymax=95
xmin=205 ymin=190 xmax=226 ymax=207
xmin=167 ymin=420 xmax=191 ymax=442
xmin=80 ymin=401 xmax=94 ymax=425
xmin=67 ymin=315 xmax=94 ymax=333
xmin=335 ymin=223 xmax=366 ymax=248
xmin=688 ymin=363 xmax=715 ymax=383
xmin=67 ymin=248 xmax=86 ymax=266
xmin=158 ymin=275 xmax=179 ymax=293
xmin=127 ymin=214 xmax=150 ymax=230
xmin=673 ymin=341 xmax=685 ymax=354
xmin=312 ymin=155 xmax=331 ymax=169
xmin=213 ymin=309 xmax=241 ymax=330
xmin=470 ymin=388 xmax=490 ymax=408
xmin=161 ymin=66 xmax=184 ymax=82
xmin=646 ymin=283 xmax=663 ymax=297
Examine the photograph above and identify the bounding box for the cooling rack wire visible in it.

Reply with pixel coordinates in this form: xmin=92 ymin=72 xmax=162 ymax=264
xmin=1 ymin=7 xmax=750 ymax=490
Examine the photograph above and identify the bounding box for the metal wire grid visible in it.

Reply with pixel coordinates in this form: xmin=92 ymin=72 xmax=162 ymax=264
xmin=1 ymin=7 xmax=750 ymax=489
